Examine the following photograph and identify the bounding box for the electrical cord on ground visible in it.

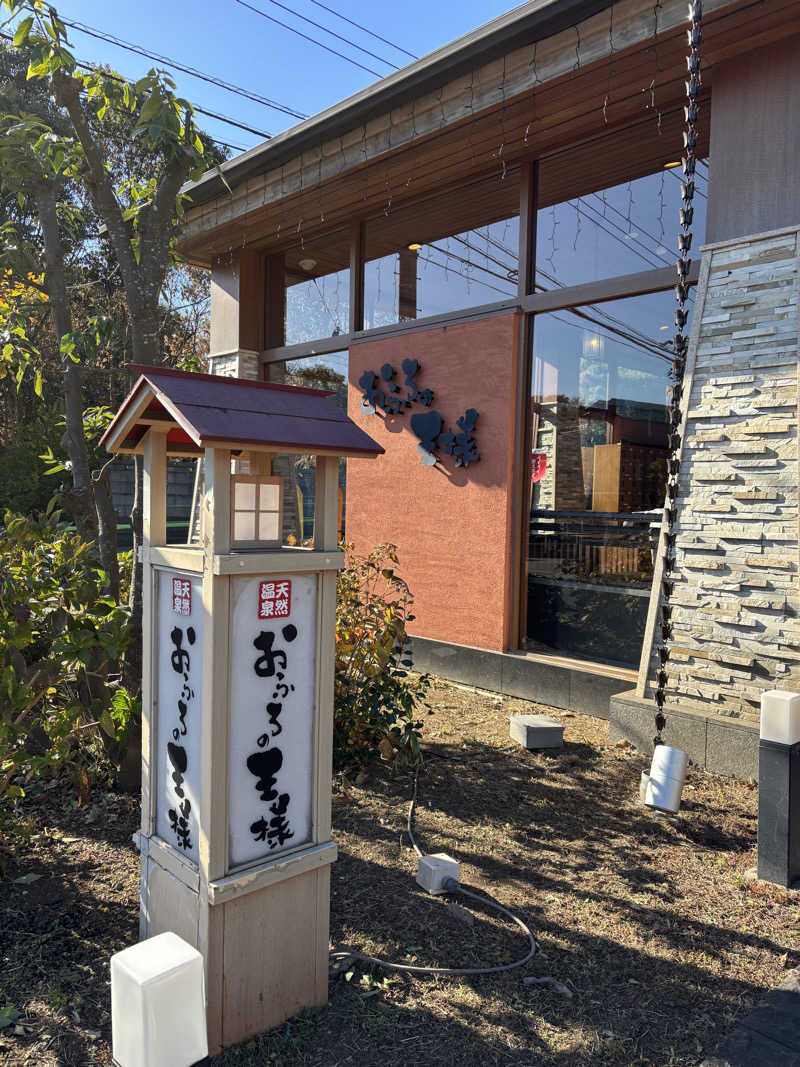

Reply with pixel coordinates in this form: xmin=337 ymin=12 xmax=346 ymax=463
xmin=330 ymin=769 xmax=538 ymax=978
xmin=407 ymin=764 xmax=423 ymax=858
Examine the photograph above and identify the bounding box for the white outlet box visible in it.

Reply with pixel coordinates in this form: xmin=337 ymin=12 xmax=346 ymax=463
xmin=416 ymin=853 xmax=460 ymax=895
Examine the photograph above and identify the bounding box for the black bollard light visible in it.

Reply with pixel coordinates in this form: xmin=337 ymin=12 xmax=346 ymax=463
xmin=758 ymin=690 xmax=800 ymax=888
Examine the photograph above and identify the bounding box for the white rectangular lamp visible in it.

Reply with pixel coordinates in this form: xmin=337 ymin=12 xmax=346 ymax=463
xmin=758 ymin=690 xmax=800 ymax=887
xmin=111 ymin=932 xmax=208 ymax=1067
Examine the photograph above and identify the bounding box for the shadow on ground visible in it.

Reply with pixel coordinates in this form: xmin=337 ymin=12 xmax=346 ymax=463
xmin=213 ymin=687 xmax=791 ymax=1067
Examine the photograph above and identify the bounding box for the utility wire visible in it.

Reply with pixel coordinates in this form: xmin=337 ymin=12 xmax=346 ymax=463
xmin=58 ymin=14 xmax=307 ymax=121
xmin=253 ymin=0 xmax=399 ymax=69
xmin=235 ymin=0 xmax=383 ymax=78
xmin=328 ymin=771 xmax=538 ymax=978
xmin=0 ymin=27 xmax=261 ymax=147
xmin=308 ymin=0 xmax=418 ymax=61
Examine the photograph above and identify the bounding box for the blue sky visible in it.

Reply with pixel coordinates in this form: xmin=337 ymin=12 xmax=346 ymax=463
xmin=52 ymin=0 xmax=518 ymax=156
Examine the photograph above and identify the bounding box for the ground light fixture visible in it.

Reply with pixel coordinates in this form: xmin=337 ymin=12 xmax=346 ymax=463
xmin=758 ymin=690 xmax=800 ymax=887
xmin=111 ymin=932 xmax=208 ymax=1067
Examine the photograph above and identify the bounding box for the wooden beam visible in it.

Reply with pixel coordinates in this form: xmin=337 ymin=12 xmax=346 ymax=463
xmin=265 ymin=252 xmax=286 ymax=350
xmin=510 ymin=159 xmax=538 ymax=649
xmin=314 ymin=455 xmax=340 ymax=553
xmin=398 ymin=248 xmax=418 ymax=320
xmin=143 ymin=429 xmax=168 ymax=549
xmin=348 ymin=220 xmax=364 ymax=334
xmin=518 ymin=160 xmax=537 ymax=300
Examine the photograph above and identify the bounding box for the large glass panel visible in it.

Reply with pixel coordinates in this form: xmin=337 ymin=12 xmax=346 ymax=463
xmin=266 ymin=351 xmax=348 ymax=545
xmin=527 ymin=291 xmax=683 ymax=667
xmin=535 ymin=160 xmax=708 ymax=290
xmin=283 ymin=229 xmax=350 ymax=345
xmin=363 ymin=172 xmax=519 ymax=329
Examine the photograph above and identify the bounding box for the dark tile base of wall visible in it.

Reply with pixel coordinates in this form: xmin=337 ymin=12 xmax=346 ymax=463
xmin=609 ymin=690 xmax=759 ymax=780
xmin=407 ymin=636 xmax=632 ymax=720
xmin=408 ymin=637 xmax=760 ymax=781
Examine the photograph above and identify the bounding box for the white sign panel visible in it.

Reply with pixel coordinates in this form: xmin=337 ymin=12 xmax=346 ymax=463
xmin=228 ymin=573 xmax=317 ymax=869
xmin=155 ymin=570 xmax=204 ymax=864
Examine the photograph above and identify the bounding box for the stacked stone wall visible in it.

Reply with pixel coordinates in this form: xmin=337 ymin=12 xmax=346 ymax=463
xmin=650 ymin=229 xmax=800 ymax=723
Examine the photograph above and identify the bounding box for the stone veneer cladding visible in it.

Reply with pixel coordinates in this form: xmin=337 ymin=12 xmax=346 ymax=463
xmin=642 ymin=228 xmax=800 ymax=724
xmin=207 ymin=350 xmax=260 ymax=380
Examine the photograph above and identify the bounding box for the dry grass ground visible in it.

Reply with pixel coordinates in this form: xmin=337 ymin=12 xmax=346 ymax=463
xmin=2 ymin=679 xmax=797 ymax=1066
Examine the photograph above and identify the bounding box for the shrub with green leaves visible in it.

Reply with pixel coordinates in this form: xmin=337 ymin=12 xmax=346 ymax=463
xmin=0 ymin=509 xmax=137 ymax=815
xmin=334 ymin=543 xmax=429 ymax=770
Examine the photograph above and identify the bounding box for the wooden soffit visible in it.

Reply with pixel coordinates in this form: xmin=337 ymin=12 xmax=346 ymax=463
xmin=177 ymin=0 xmax=799 ymax=266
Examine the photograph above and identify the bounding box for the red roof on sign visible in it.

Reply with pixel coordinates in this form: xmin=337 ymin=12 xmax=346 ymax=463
xmin=101 ymin=365 xmax=383 ymax=458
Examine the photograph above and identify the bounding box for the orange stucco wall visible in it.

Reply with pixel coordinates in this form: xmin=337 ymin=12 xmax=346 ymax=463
xmin=346 ymin=312 xmax=520 ymax=652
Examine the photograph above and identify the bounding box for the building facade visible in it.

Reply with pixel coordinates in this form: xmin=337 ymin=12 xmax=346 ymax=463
xmin=178 ymin=0 xmax=800 ymax=777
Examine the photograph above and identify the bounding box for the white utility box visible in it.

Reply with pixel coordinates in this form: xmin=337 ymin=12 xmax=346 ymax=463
xmin=510 ymin=714 xmax=564 ymax=749
xmin=111 ymin=932 xmax=207 ymax=1067
xmin=416 ymin=853 xmax=460 ymax=895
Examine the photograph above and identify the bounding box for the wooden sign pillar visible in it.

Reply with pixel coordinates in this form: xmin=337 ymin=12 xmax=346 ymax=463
xmin=138 ymin=445 xmax=341 ymax=1053
xmin=102 ymin=365 xmax=382 ymax=1056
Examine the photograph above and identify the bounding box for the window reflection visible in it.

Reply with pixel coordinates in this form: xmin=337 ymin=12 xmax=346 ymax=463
xmin=528 ymin=292 xmax=682 ymax=667
xmin=536 ymin=162 xmax=708 ymax=290
xmin=364 ymin=219 xmax=519 ymax=328
xmin=265 ymin=352 xmax=348 ymax=546
xmin=362 ymin=173 xmax=519 ymax=329
xmin=283 ymin=230 xmax=350 ymax=346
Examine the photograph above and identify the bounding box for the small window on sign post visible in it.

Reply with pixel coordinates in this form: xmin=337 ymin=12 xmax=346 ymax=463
xmin=230 ymin=475 xmax=283 ymax=549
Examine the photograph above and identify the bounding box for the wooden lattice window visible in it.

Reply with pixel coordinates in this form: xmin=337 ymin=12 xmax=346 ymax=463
xmin=230 ymin=475 xmax=283 ymax=549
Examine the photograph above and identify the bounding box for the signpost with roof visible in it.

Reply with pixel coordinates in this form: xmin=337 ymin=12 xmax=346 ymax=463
xmin=101 ymin=366 xmax=382 ymax=1053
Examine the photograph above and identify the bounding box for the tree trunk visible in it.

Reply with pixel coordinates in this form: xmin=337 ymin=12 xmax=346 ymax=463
xmin=124 ymin=300 xmax=161 ymax=688
xmin=94 ymin=462 xmax=120 ymax=601
xmin=35 ymin=183 xmax=98 ymax=547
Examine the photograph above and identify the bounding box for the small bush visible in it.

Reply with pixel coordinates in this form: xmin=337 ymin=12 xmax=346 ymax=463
xmin=334 ymin=543 xmax=429 ymax=770
xmin=0 ymin=509 xmax=136 ymax=818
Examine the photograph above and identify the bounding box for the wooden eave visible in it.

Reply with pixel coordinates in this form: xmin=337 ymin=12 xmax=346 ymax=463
xmin=176 ymin=0 xmax=799 ymax=267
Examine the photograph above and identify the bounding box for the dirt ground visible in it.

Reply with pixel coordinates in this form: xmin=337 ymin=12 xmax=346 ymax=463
xmin=2 ymin=679 xmax=797 ymax=1066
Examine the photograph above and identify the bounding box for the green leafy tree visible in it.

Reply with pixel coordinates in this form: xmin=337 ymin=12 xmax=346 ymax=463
xmin=334 ymin=543 xmax=429 ymax=769
xmin=0 ymin=509 xmax=136 ymax=815
xmin=0 ymin=1 xmax=224 ymax=678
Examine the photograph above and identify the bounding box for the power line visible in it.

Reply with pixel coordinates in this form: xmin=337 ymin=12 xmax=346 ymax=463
xmin=254 ymin=0 xmax=399 ymax=69
xmin=235 ymin=0 xmax=383 ymax=78
xmin=58 ymin=14 xmax=307 ymax=121
xmin=186 ymin=103 xmax=270 ymax=140
xmin=307 ymin=0 xmax=417 ymax=62
xmin=0 ymin=26 xmax=264 ymax=145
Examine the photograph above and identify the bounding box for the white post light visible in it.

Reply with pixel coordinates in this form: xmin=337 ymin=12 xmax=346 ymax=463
xmin=760 ymin=690 xmax=800 ymax=746
xmin=111 ymin=932 xmax=207 ymax=1067
xmin=758 ymin=690 xmax=800 ymax=887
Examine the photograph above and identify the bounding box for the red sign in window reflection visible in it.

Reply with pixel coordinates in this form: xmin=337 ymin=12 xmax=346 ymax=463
xmin=530 ymin=451 xmax=548 ymax=484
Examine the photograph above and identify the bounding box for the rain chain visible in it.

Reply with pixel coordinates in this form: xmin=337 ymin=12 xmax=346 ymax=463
xmin=653 ymin=0 xmax=702 ymax=745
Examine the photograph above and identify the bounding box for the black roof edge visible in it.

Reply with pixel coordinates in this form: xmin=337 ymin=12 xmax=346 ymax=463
xmin=182 ymin=0 xmax=614 ymax=211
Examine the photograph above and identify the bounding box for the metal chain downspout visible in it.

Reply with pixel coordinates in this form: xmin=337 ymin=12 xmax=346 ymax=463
xmin=653 ymin=0 xmax=703 ymax=746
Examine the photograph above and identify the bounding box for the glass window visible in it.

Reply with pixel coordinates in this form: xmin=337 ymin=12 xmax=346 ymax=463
xmin=363 ymin=173 xmax=519 ymax=329
xmin=527 ymin=290 xmax=684 ymax=667
xmin=283 ymin=229 xmax=350 ymax=346
xmin=265 ymin=352 xmax=348 ymax=546
xmin=535 ymin=161 xmax=708 ymax=290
